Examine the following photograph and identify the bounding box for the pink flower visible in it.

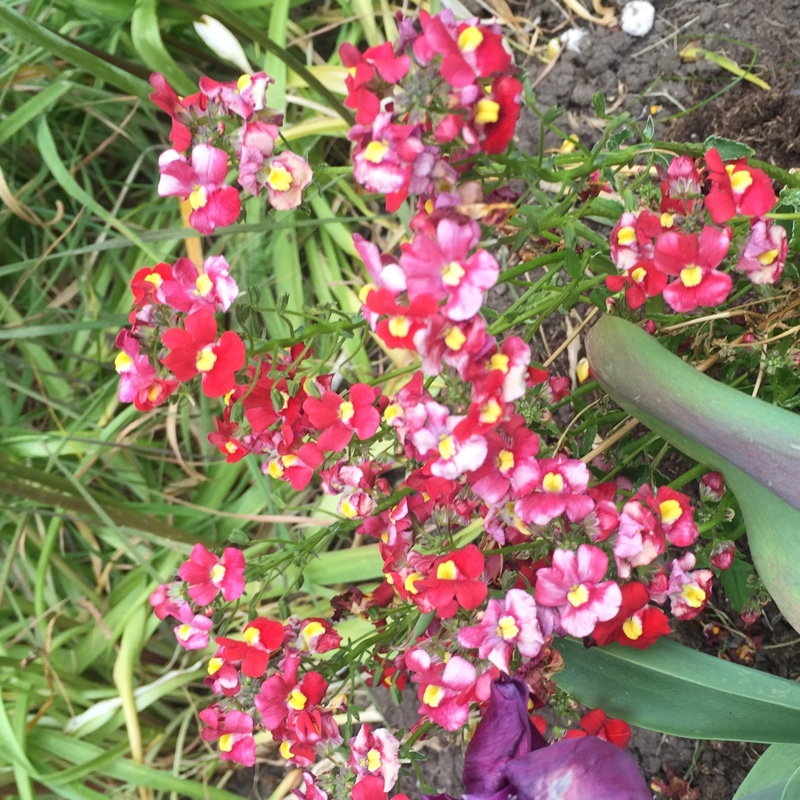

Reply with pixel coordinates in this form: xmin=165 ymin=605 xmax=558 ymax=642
xmin=613 ymin=495 xmax=665 ymax=578
xmin=458 ymin=588 xmax=544 ymax=672
xmin=654 ymin=486 xmax=698 ymax=547
xmin=468 ymin=427 xmax=540 ymax=505
xmin=668 ymin=554 xmax=713 ymax=620
xmin=353 ymin=234 xmax=406 ymax=295
xmin=400 ymin=219 xmax=498 ymax=320
xmin=534 ymin=545 xmax=622 ymax=637
xmin=609 ymin=210 xmax=664 ymax=271
xmin=157 ymin=144 xmax=240 ymax=234
xmin=178 ymin=543 xmax=246 ymax=606
xmin=514 ymin=455 xmax=594 ymax=526
xmin=411 ymin=652 xmax=480 ymax=730
xmin=409 ymin=403 xmax=488 ymax=479
xmin=173 ymin=607 xmax=213 ymax=650
xmin=264 ymin=151 xmax=313 ymax=210
xmin=659 ymin=155 xmax=702 ymax=215
xmin=736 ymin=217 xmax=788 ymax=284
xmin=198 ymin=72 xmax=271 ymax=119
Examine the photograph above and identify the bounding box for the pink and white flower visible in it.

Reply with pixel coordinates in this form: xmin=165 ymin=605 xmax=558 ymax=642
xmin=161 ymin=255 xmax=238 ymax=314
xmin=514 ymin=455 xmax=594 ymax=526
xmin=735 ymin=217 xmax=788 ymax=284
xmin=349 ymin=725 xmax=401 ymax=792
xmin=400 ymin=219 xmax=499 ymax=320
xmin=458 ymin=588 xmax=544 ymax=672
xmin=534 ymin=545 xmax=622 ymax=638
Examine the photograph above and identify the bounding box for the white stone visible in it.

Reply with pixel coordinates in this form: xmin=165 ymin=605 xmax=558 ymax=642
xmin=559 ymin=27 xmax=589 ymax=54
xmin=620 ymin=1 xmax=655 ymax=37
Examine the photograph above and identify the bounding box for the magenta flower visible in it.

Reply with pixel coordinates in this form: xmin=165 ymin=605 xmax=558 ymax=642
xmin=534 ymin=545 xmax=621 ymax=638
xmin=458 ymin=588 xmax=544 ymax=672
xmin=157 ymin=144 xmax=241 ymax=234
xmin=178 ymin=543 xmax=246 ymax=606
xmin=400 ymin=219 xmax=499 ymax=320
xmin=160 ymin=255 xmax=238 ymax=314
xmin=468 ymin=427 xmax=540 ymax=506
xmin=199 ymin=707 xmax=256 ymax=767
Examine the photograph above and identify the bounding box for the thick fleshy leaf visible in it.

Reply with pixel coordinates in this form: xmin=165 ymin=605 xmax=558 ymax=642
xmin=586 ymin=315 xmax=800 ymax=511
xmin=502 ymin=736 xmax=650 ymax=800
xmin=734 ymin=745 xmax=800 ymax=799
xmin=585 ymin=315 xmax=800 ymax=631
xmin=556 ymin=638 xmax=800 ymax=743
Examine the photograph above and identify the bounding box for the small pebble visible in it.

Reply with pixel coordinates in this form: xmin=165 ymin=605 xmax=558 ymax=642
xmin=560 ymin=27 xmax=589 ymax=53
xmin=620 ymin=1 xmax=655 ymax=37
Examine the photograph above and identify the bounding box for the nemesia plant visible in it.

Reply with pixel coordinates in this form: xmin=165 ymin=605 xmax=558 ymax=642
xmin=106 ymin=9 xmax=800 ymax=800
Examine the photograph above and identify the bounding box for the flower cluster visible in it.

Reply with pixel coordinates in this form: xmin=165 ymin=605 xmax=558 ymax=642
xmin=151 ymin=71 xmax=312 ymax=233
xmin=341 ymin=10 xmax=523 ymax=210
xmin=119 ymin=14 xmax=759 ymax=799
xmin=606 ymin=149 xmax=783 ymax=312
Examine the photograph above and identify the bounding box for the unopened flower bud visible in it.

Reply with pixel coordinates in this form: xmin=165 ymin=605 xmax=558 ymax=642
xmin=699 ymin=471 xmax=725 ymax=502
xmin=710 ymin=541 xmax=735 ymax=571
xmin=194 ymin=15 xmax=253 ymax=74
xmin=576 ymin=357 xmax=591 ymax=384
xmin=642 ymin=319 xmax=657 ymax=335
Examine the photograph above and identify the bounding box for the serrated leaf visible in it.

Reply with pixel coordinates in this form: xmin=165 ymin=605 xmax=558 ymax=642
xmin=704 ymin=135 xmax=756 ymax=160
xmin=734 ymin=745 xmax=800 ymax=798
xmin=556 ymin=638 xmax=800 ymax=742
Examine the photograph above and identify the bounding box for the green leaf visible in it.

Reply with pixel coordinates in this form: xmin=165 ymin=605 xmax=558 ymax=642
xmin=556 ymin=638 xmax=800 ymax=743
xmin=0 ymin=79 xmax=72 ymax=148
xmin=734 ymin=745 xmax=800 ymax=798
xmin=0 ymin=5 xmax=151 ymax=101
xmin=704 ymin=135 xmax=756 ymax=160
xmin=585 ymin=315 xmax=800 ymax=632
xmin=36 ymin=119 xmax=160 ymax=262
xmin=131 ymin=0 xmax=195 ymax=95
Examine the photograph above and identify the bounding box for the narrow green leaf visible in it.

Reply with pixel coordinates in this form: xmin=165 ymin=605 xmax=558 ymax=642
xmin=36 ymin=119 xmax=160 ymax=262
xmin=556 ymin=638 xmax=800 ymax=743
xmin=0 ymin=5 xmax=151 ymax=101
xmin=264 ymin=0 xmax=288 ymax=109
xmin=131 ymin=0 xmax=195 ymax=95
xmin=0 ymin=79 xmax=72 ymax=148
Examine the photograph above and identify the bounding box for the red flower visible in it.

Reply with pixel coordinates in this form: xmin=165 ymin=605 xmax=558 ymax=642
xmin=161 ymin=310 xmax=245 ymax=397
xmin=214 ymin=617 xmax=285 ymax=678
xmin=564 ymin=708 xmax=632 ymax=749
xmin=479 ymin=76 xmax=523 ymax=155
xmin=415 ymin=544 xmax=487 ymax=618
xmin=591 ymin=581 xmax=671 ymax=650
xmin=605 ymin=260 xmax=667 ymax=310
xmin=303 ymin=384 xmax=381 ymax=453
xmin=705 ymin=148 xmax=776 ymax=223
